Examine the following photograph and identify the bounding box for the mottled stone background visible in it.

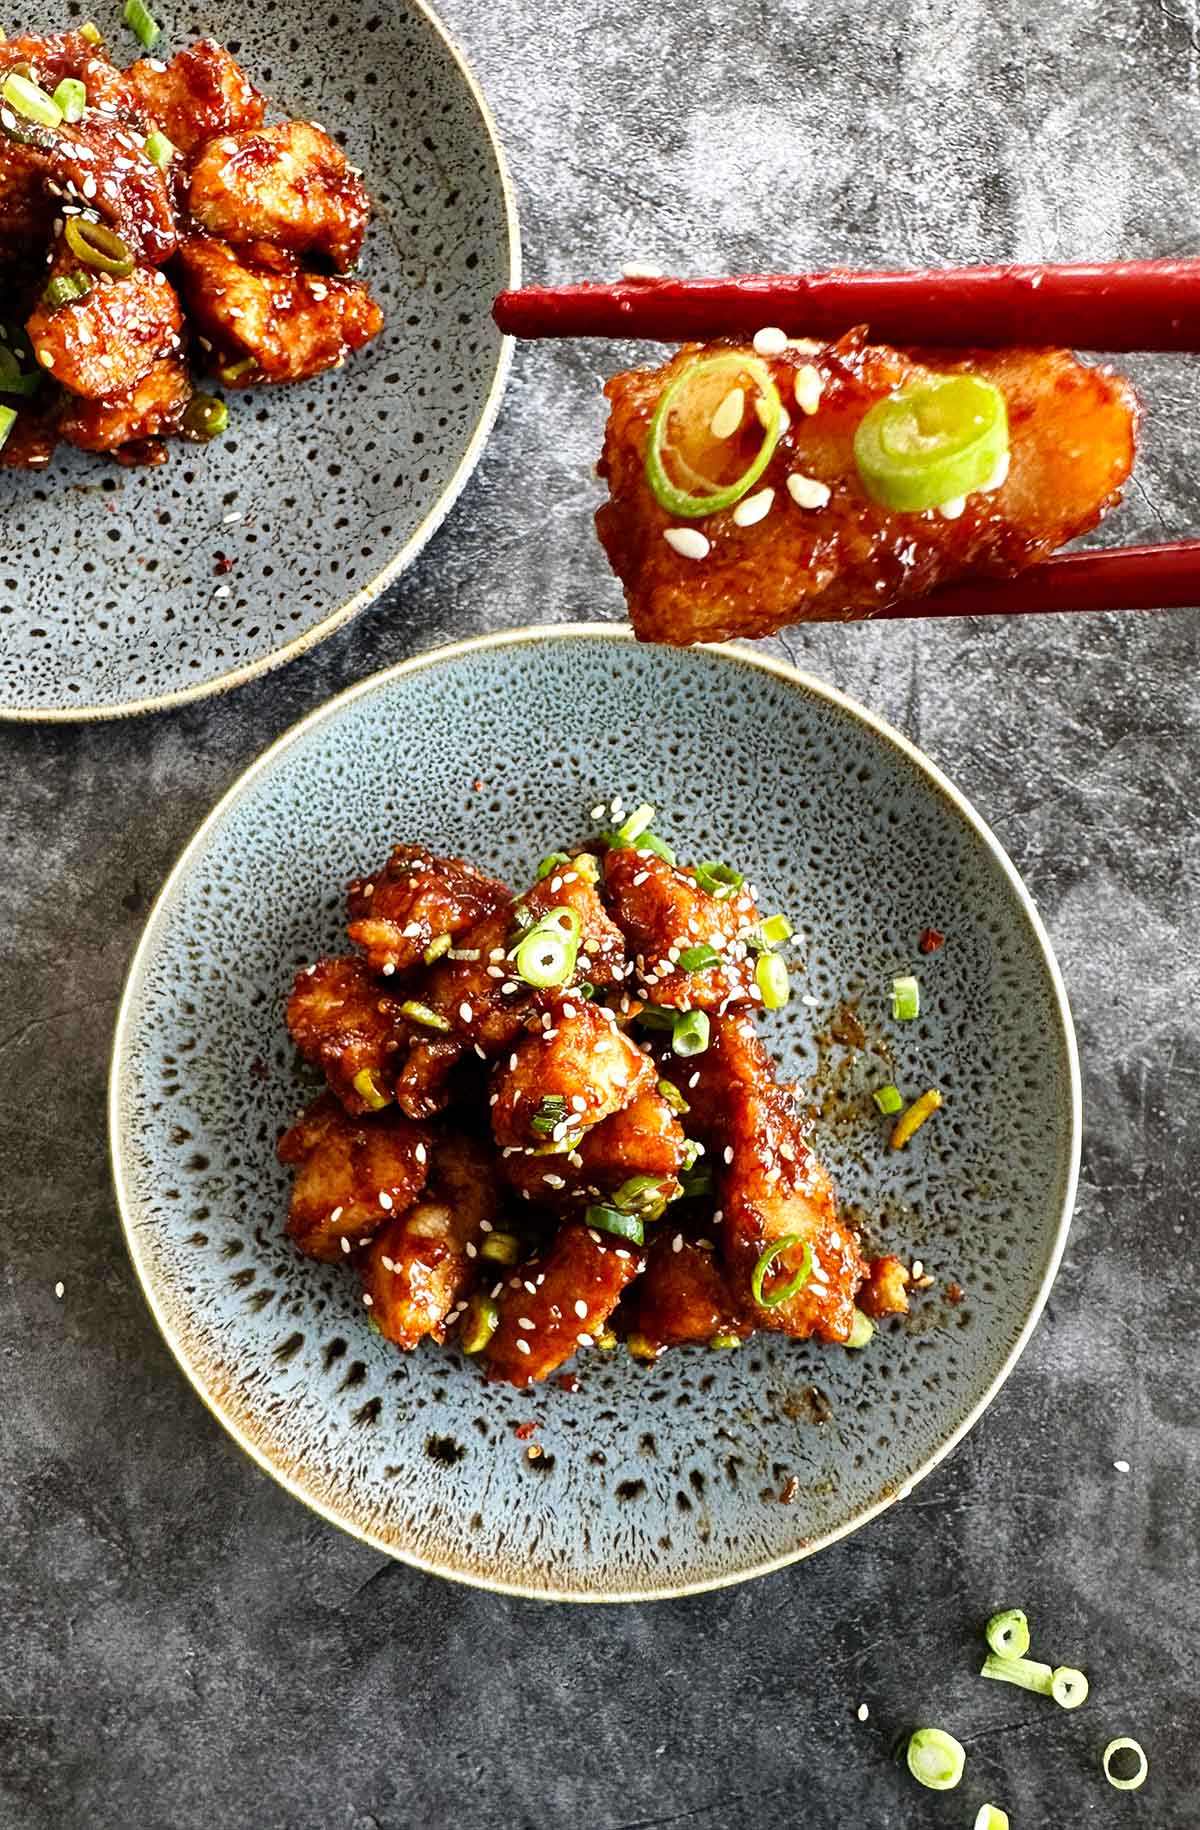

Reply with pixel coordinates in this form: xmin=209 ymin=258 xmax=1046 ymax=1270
xmin=2 ymin=0 xmax=1198 ymax=1823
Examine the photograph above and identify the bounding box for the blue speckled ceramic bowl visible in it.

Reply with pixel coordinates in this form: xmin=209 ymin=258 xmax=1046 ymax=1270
xmin=0 ymin=0 xmax=518 ymax=722
xmin=109 ymin=627 xmax=1080 ymax=1599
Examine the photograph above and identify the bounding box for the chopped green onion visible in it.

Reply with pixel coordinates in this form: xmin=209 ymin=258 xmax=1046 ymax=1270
xmin=679 ymin=1160 xmax=712 ymax=1199
xmin=575 ymin=980 xmax=595 ymax=1000
xmin=694 ymin=859 xmax=743 ymax=899
xmin=751 ymin=1234 xmax=813 ymax=1309
xmin=671 ymin=1009 xmax=710 ymax=1057
xmin=529 ymin=1094 xmax=568 ymax=1137
xmin=0 ymin=406 xmax=15 ymax=454
xmin=64 ymin=217 xmax=134 ymax=278
xmin=612 ymin=1174 xmax=677 ymax=1222
xmin=980 ymin=1652 xmax=1054 ymax=1696
xmin=646 ymin=350 xmax=782 ymax=518
xmin=905 ymin=1727 xmax=965 ymax=1792
xmin=514 ymin=924 xmax=577 ymax=989
xmin=708 ymin=1330 xmax=742 ymax=1349
xmin=1050 ymin=1666 xmax=1089 ymax=1710
xmin=679 ymin=1139 xmax=702 ymax=1172
xmin=123 ymin=0 xmax=161 ymax=48
xmin=985 ymin=1608 xmax=1030 ymax=1659
xmin=1102 ymin=1737 xmax=1148 ymax=1792
xmin=2 ymin=70 xmax=63 ymax=127
xmin=479 ymin=1231 xmax=522 ymax=1265
xmin=143 ymin=126 xmax=177 ymax=166
xmin=422 ymin=933 xmax=452 ymax=965
xmin=535 ymin=851 xmax=570 ymax=881
xmin=634 ymin=1004 xmax=677 ymax=1032
xmin=755 ymin=952 xmax=790 ymax=1010
xmin=626 ymin=1331 xmax=661 ymax=1362
xmin=891 ymin=1087 xmax=943 ymax=1149
xmin=399 ymin=999 xmax=451 ymax=1032
xmin=846 ymin=1307 xmax=875 ymax=1348
xmin=973 ymin=1806 xmax=1009 ymax=1830
xmin=759 ymin=913 xmax=793 ymax=946
xmin=570 ymin=850 xmax=600 ymax=883
xmin=612 ymin=803 xmax=656 ymax=845
xmin=634 ymin=830 xmax=675 ymax=864
xmin=891 ymin=974 xmax=920 ymax=1020
xmin=459 ymin=1293 xmax=499 ymax=1354
xmin=219 ymin=355 xmax=257 ymax=384
xmin=855 ymin=373 xmax=1009 ymax=513
xmin=50 ymin=77 xmax=86 ymax=122
xmin=678 ymin=943 xmax=721 ymax=973
xmin=350 ymin=1067 xmax=390 ymax=1110
xmin=182 ymin=393 xmax=228 ymax=440
xmin=656 ymin=1076 xmax=689 ymax=1115
xmin=872 ymin=1084 xmax=904 ymax=1116
xmin=585 ymin=1203 xmax=644 ymax=1246
xmin=43 ymin=270 xmax=92 ymax=308
xmin=79 ymin=19 xmax=103 ymax=42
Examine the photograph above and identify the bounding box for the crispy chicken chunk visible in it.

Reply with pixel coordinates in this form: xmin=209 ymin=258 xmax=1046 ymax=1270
xmin=623 ymin=1232 xmax=749 ymax=1349
xmin=359 ymin=1132 xmax=499 ymax=1348
xmin=175 ymin=233 xmax=383 ymax=383
xmin=604 ymin=846 xmax=760 ymax=1009
xmin=286 ymin=955 xmax=413 ymax=1115
xmin=500 ymin=1084 xmax=686 ymax=1209
xmin=858 ymin=1254 xmax=911 ymax=1319
xmin=188 ymin=121 xmax=370 ymax=272
xmin=490 ymin=999 xmax=656 ymax=1150
xmin=484 ymin=1221 xmax=644 ymax=1388
xmin=125 ymin=39 xmax=264 ymax=156
xmin=277 ymin=1092 xmax=431 ymax=1262
xmin=11 ymin=117 xmax=178 ymax=264
xmin=346 ymin=843 xmax=510 ymax=977
xmin=596 ymin=333 xmax=1139 ymax=644
xmin=0 ymin=33 xmax=141 ymax=112
xmin=26 ymin=262 xmax=182 ymax=399
xmin=57 ymin=354 xmax=191 ymax=456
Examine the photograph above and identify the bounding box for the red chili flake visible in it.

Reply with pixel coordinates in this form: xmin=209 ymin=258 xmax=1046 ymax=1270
xmin=213 ymin=553 xmax=234 ymax=575
xmin=556 ymin=1374 xmax=580 ymax=1394
xmin=472 ymin=778 xmax=485 ymax=793
xmin=946 ymin=1281 xmax=966 ymax=1304
xmin=778 ymin=1474 xmax=800 ymax=1505
xmin=919 ymin=928 xmax=946 ymax=953
xmin=514 ymin=1419 xmax=537 ymax=1440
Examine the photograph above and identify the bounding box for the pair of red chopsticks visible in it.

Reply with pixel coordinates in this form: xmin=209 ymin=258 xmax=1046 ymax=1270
xmin=493 ymin=259 xmax=1200 ymax=623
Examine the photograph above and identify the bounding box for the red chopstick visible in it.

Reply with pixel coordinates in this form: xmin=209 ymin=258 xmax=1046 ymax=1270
xmin=869 ymin=541 xmax=1200 ymax=621
xmin=494 ymin=259 xmax=1200 ymax=349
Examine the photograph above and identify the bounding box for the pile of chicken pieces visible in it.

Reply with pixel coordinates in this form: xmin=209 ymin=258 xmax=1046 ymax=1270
xmin=1 ymin=27 xmax=382 ymax=466
xmin=279 ymin=833 xmax=910 ymax=1390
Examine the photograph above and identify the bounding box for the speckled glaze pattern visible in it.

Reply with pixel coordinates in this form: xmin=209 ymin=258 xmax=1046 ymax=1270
xmin=0 ymin=0 xmax=517 ymax=722
xmin=109 ymin=627 xmax=1079 ymax=1599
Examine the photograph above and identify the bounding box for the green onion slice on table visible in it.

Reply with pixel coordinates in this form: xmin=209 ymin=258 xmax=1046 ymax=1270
xmin=973 ymin=1806 xmax=1009 ymax=1830
xmin=891 ymin=974 xmax=920 ymax=1020
xmin=854 ymin=373 xmax=1009 ymax=512
xmin=64 ymin=217 xmax=135 ymax=278
xmin=646 ymin=351 xmax=783 ymax=518
xmin=979 ymin=1652 xmax=1054 ymax=1695
xmin=905 ymin=1727 xmax=965 ymax=1791
xmin=1050 ymin=1665 xmax=1089 ymax=1709
xmin=751 ymin=1234 xmax=813 ymax=1309
xmin=759 ymin=913 xmax=792 ymax=945
xmin=872 ymin=1084 xmax=904 ymax=1116
xmin=1102 ymin=1737 xmax=1148 ymax=1791
xmin=846 ymin=1307 xmax=874 ymax=1348
xmin=984 ymin=1608 xmax=1030 ymax=1659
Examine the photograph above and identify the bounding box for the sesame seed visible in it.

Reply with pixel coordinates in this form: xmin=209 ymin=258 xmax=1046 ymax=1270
xmin=856 ymin=1703 xmax=869 ymax=1722
xmin=911 ymin=1260 xmax=924 ymax=1280
xmin=577 ymin=1332 xmax=595 ymax=1346
xmin=382 ymin=963 xmax=395 ymax=976
xmin=517 ymin=1316 xmax=535 ymax=1330
xmin=402 ymin=921 xmax=421 ymax=937
xmin=466 ymin=1242 xmax=477 ymax=1258
xmin=524 ymin=1280 xmax=537 ymax=1295
xmin=574 ymin=1299 xmax=589 ymax=1319
xmin=672 ymin=1234 xmax=683 ymax=1253
xmin=330 ymin=1206 xmax=343 ymax=1222
xmin=787 ymin=472 xmax=831 ymax=510
xmin=570 ymin=1095 xmax=587 ymax=1113
xmin=459 ymin=1002 xmax=473 ymax=1023
xmin=378 ymin=1191 xmax=393 ymax=1210
xmin=1113 ymin=1459 xmax=1131 ymax=1473
xmin=801 ymin=993 xmax=820 ymax=1008
xmin=54 ymin=1281 xmax=65 ymax=1299
xmin=362 ymin=1293 xmax=374 ymax=1307
xmin=752 ymin=325 xmax=788 ymax=355
xmin=221 ymin=510 xmax=243 ymax=525
xmin=732 ymin=486 xmax=774 ymax=528
xmin=663 ymin=526 xmax=710 ymax=561
xmin=480 ymin=1219 xmax=494 ymax=1233
xmin=724 ymin=1145 xmax=734 ymax=1165
xmin=501 ymin=980 xmax=519 ymax=995
xmin=632 ymin=870 xmax=649 ymax=886
xmin=562 ymin=1003 xmax=576 ymax=1019
xmin=490 ymin=948 xmax=506 ymax=962
xmin=516 ymin=1338 xmax=532 ymax=1355
xmin=486 ymin=965 xmax=504 ymax=979
xmin=509 ymin=1054 xmax=519 ymax=1071
xmin=793 ymin=364 xmax=824 ymax=415
xmin=340 ymin=1237 xmax=351 ymax=1255
xmin=710 ymin=386 xmax=745 ymax=440
xmin=590 ymin=803 xmax=606 ymax=819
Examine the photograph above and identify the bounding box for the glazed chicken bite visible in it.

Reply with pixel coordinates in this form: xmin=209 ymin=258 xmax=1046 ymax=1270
xmin=20 ymin=119 xmax=178 ymax=265
xmin=500 ymin=1084 xmax=687 ymax=1210
xmin=490 ymin=999 xmax=656 ymax=1151
xmin=25 ymin=262 xmax=182 ymax=399
xmin=277 ymin=1092 xmax=431 ymax=1261
xmin=124 ymin=39 xmax=265 ymax=156
xmin=175 ymin=233 xmax=383 ymax=384
xmin=346 ymin=843 xmax=511 ymax=977
xmin=358 ymin=1131 xmax=499 ymax=1348
xmin=858 ymin=1253 xmax=911 ymax=1319
xmin=484 ymin=1220 xmax=644 ymax=1388
xmin=287 ymin=955 xmax=413 ymax=1115
xmin=57 ymin=354 xmax=191 ymax=457
xmin=604 ymin=844 xmax=760 ymax=1009
xmin=188 ymin=121 xmax=370 ymax=272
xmin=622 ymin=1231 xmax=749 ymax=1351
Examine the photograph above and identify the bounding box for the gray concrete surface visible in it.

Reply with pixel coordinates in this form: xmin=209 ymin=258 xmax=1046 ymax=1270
xmin=2 ymin=0 xmax=1198 ymax=1823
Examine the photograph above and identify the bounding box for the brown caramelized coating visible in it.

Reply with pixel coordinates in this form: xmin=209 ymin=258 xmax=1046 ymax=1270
xmin=286 ymin=955 xmax=412 ymax=1115
xmin=490 ymin=1000 xmax=656 ymax=1150
xmin=359 ymin=1132 xmax=499 ymax=1348
xmin=394 ymin=1036 xmax=468 ymax=1120
xmin=277 ymin=1092 xmax=431 ymax=1262
xmin=22 ymin=117 xmax=178 ymax=264
xmin=858 ymin=1254 xmax=911 ymax=1319
xmin=0 ymin=35 xmax=144 ymax=117
xmin=500 ymin=1085 xmax=687 ymax=1210
xmin=25 ymin=262 xmax=182 ymax=399
xmin=0 ymin=143 xmax=51 ymax=264
xmin=596 ymin=333 xmax=1139 ymax=644
xmin=346 ymin=843 xmax=511 ymax=977
xmin=188 ymin=121 xmax=369 ymax=272
xmin=484 ymin=1221 xmax=644 ymax=1388
xmin=57 ymin=353 xmax=191 ymax=455
xmin=604 ymin=846 xmax=760 ymax=1009
xmin=623 ymin=1233 xmax=749 ymax=1349
xmin=125 ymin=40 xmax=264 ymax=156
xmin=175 ymin=233 xmax=383 ymax=384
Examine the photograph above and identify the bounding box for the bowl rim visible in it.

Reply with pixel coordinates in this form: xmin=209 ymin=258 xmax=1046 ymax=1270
xmin=0 ymin=0 xmax=522 ymax=727
xmin=108 ymin=622 xmax=1082 ymax=1601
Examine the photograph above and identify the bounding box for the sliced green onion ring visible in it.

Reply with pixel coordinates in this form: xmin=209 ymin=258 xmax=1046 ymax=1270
xmin=1050 ymin=1666 xmax=1089 ymax=1710
xmin=612 ymin=1174 xmax=678 ymax=1222
xmin=759 ymin=913 xmax=793 ymax=945
xmin=584 ymin=1203 xmax=645 ymax=1246
xmin=460 ymin=1293 xmax=499 ymax=1354
xmin=678 ymin=942 xmax=721 ymax=973
xmin=695 ymin=859 xmax=743 ymax=898
xmin=1102 ymin=1737 xmax=1148 ymax=1792
xmin=0 ymin=406 xmax=16 ymax=453
xmin=708 ymin=1330 xmax=742 ymax=1349
xmin=905 ymin=1727 xmax=965 ymax=1792
xmin=219 ymin=355 xmax=257 ymax=385
xmin=891 ymin=974 xmax=920 ymax=1020
xmin=2 ymin=70 xmax=63 ymax=126
xmin=50 ymin=76 xmax=86 ymax=122
xmin=671 ymin=1009 xmax=710 ymax=1057
xmin=143 ymin=126 xmax=176 ymax=165
xmin=612 ymin=803 xmax=655 ymax=845
xmin=535 ymin=851 xmax=570 ymax=880
xmin=80 ymin=20 xmax=104 ymax=42
xmin=479 ymin=1231 xmax=522 ymax=1265
xmin=973 ymin=1806 xmax=1009 ymax=1830
xmin=751 ymin=1234 xmax=813 ymax=1309
xmin=123 ymin=0 xmax=161 ymax=49
xmin=633 ymin=831 xmax=675 ymax=864
xmin=872 ymin=1084 xmax=904 ymax=1116
xmin=755 ymin=952 xmax=790 ymax=1010
xmin=634 ymin=1004 xmax=676 ymax=1032
xmin=64 ymin=216 xmax=134 ymax=278
xmin=350 ymin=1067 xmax=390 ymax=1110
xmin=182 ymin=394 xmax=228 ymax=440
xmin=422 ymin=933 xmax=452 ymax=965
xmin=846 ymin=1307 xmax=875 ymax=1349
xmin=854 ymin=373 xmax=1009 ymax=513
xmin=514 ymin=925 xmax=577 ymax=989
xmin=529 ymin=1094 xmax=568 ymax=1136
xmin=646 ymin=351 xmax=782 ymax=519
xmin=985 ymin=1608 xmax=1030 ymax=1659
xmin=979 ymin=1652 xmax=1053 ymax=1696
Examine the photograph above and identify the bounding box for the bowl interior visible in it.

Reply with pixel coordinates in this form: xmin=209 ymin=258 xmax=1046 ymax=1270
xmin=0 ymin=0 xmax=515 ymax=719
xmin=111 ymin=629 xmax=1078 ymax=1599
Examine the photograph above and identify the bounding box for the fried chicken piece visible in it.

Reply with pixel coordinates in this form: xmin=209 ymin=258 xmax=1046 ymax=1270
xmin=57 ymin=353 xmax=191 ymax=457
xmin=697 ymin=1015 xmax=865 ymax=1342
xmin=277 ymin=1092 xmax=431 ymax=1262
xmin=623 ymin=1232 xmax=749 ymax=1349
xmin=346 ymin=843 xmax=510 ymax=977
xmin=286 ymin=955 xmax=415 ymax=1115
xmin=393 ymin=1036 xmax=468 ymax=1120
xmin=125 ymin=40 xmax=264 ymax=156
xmin=858 ymin=1254 xmax=911 ymax=1319
xmin=0 ymin=32 xmax=134 ymax=104
xmin=25 ymin=263 xmax=182 ymax=399
xmin=500 ymin=1084 xmax=686 ymax=1210
xmin=175 ymin=234 xmax=383 ymax=384
xmin=484 ymin=1221 xmax=644 ymax=1388
xmin=187 ymin=121 xmax=369 ymax=272
xmin=490 ymin=999 xmax=656 ymax=1150
xmin=604 ymin=845 xmax=760 ymax=1009
xmin=596 ymin=333 xmax=1139 ymax=644
xmin=12 ymin=116 xmax=177 ymax=264
xmin=0 ymin=142 xmax=51 ymax=264
xmin=359 ymin=1131 xmax=499 ymax=1348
